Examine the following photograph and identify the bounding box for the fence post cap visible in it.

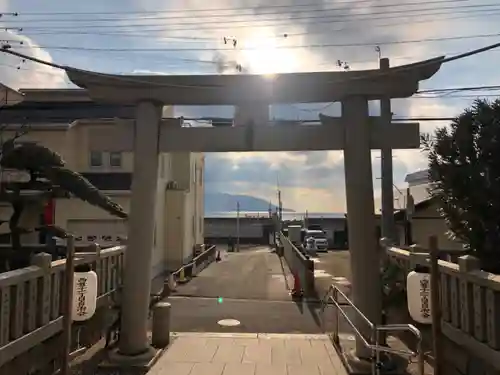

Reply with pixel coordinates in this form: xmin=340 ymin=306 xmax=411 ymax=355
xmin=409 ymin=243 xmax=424 ymax=253
xmin=458 ymin=255 xmax=480 ymax=272
xmin=31 ymin=252 xmax=52 ymax=270
xmin=91 ymin=242 xmax=101 ymax=255
xmin=379 ymin=237 xmax=393 ymax=248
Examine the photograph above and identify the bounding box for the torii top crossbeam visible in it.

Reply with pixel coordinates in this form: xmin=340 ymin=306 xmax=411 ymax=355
xmin=64 ymin=56 xmax=444 ymax=105
xmin=0 ymin=48 xmax=444 ymax=105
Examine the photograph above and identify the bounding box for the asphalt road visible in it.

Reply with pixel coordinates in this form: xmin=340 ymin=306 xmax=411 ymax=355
xmin=311 ymin=250 xmax=352 ymax=297
xmin=167 ymin=246 xmax=355 ymax=334
xmin=172 ymin=246 xmax=293 ymax=300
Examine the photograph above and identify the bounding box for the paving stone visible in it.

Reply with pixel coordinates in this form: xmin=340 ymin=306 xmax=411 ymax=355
xmin=212 ymin=343 xmax=245 ymax=363
xmin=287 ymin=364 xmax=322 ymax=375
xmin=271 ymin=345 xmax=302 ymax=365
xmin=242 ymin=341 xmax=272 ymax=364
xmin=222 ymin=363 xmax=256 ymax=375
xmin=255 ymin=363 xmax=288 ymax=375
xmin=147 ymin=332 xmax=348 ymax=375
xmin=190 ymin=362 xmax=225 ymax=375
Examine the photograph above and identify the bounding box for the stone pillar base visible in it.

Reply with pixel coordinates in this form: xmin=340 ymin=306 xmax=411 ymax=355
xmin=344 ymin=349 xmax=375 ymax=374
xmin=343 ymin=349 xmax=405 ymax=375
xmin=101 ymin=346 xmax=160 ymax=371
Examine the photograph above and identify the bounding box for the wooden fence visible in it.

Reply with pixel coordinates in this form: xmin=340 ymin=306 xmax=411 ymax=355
xmin=0 ymin=244 xmax=125 ymax=374
xmin=384 ymin=241 xmax=500 ymax=372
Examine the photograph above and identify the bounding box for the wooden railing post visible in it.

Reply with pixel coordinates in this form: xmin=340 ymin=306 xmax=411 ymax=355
xmin=31 ymin=253 xmax=53 ymax=327
xmin=429 ymin=235 xmax=443 ymax=375
xmin=61 ymin=236 xmax=75 ymax=375
xmin=458 ymin=255 xmax=480 ymax=336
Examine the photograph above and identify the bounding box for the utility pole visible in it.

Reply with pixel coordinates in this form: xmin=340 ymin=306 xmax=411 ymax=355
xmin=276 ymin=174 xmax=283 ymax=230
xmin=236 ymin=201 xmax=240 ymax=252
xmin=278 ymin=189 xmax=283 ymax=222
xmin=380 ymin=57 xmax=397 ymax=243
xmin=405 ymin=188 xmax=415 ymax=245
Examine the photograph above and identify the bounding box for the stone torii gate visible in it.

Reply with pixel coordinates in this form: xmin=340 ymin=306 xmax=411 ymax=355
xmin=61 ymin=57 xmax=444 ymax=363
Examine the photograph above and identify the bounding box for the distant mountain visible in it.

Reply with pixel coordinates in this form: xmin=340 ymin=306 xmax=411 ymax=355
xmin=205 ymin=192 xmax=293 ymax=213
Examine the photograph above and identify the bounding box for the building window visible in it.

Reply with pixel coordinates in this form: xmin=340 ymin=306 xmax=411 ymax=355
xmin=89 ymin=151 xmax=103 ymax=167
xmin=109 ymin=152 xmax=122 ymax=168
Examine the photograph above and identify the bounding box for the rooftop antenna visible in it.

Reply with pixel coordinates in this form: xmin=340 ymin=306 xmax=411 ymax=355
xmin=375 ymin=45 xmax=382 ymax=60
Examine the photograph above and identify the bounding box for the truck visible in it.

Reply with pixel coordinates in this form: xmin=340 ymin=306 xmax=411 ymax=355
xmin=287 ymin=225 xmax=303 ymax=245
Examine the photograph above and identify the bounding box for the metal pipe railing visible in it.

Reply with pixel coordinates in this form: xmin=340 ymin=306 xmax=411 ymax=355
xmin=320 ymin=284 xmax=425 ymax=375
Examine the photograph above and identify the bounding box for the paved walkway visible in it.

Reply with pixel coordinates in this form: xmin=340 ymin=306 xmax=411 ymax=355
xmin=148 ymin=332 xmax=348 ymax=375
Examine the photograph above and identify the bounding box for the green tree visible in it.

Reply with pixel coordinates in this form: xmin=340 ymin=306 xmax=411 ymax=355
xmin=422 ymin=99 xmax=500 ymax=272
xmin=0 ymin=125 xmax=128 ymax=270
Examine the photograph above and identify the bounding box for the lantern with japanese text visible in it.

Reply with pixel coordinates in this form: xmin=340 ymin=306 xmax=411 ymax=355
xmin=72 ymin=265 xmax=98 ymax=321
xmin=406 ymin=266 xmax=432 ymax=324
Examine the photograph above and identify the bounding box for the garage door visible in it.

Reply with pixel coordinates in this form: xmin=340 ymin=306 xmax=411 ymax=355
xmin=67 ymin=219 xmax=128 ymax=247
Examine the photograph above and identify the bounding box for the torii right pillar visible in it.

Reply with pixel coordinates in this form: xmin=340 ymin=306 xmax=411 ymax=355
xmin=342 ymin=95 xmax=380 ymax=361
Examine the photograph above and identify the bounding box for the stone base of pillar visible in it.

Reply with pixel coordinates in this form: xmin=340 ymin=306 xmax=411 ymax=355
xmin=344 ymin=349 xmax=375 ymax=374
xmin=344 ymin=349 xmax=405 ymax=374
xmin=101 ymin=346 xmax=160 ymax=371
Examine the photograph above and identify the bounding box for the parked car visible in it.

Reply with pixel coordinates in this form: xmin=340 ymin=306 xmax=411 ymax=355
xmin=303 ymin=229 xmax=329 ymax=252
xmin=304 ymin=236 xmax=317 ymax=256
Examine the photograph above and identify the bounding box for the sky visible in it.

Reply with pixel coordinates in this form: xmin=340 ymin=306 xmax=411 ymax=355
xmin=0 ymin=0 xmax=499 ymax=212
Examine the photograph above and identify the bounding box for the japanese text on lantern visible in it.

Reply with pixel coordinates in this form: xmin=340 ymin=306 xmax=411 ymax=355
xmin=76 ymin=277 xmax=88 ymax=317
xmin=419 ymin=278 xmax=430 ymax=319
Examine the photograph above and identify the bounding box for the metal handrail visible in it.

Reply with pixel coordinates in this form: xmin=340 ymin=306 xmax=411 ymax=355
xmin=171 ymin=244 xmax=217 ymax=279
xmin=320 ymin=284 xmax=425 ymax=375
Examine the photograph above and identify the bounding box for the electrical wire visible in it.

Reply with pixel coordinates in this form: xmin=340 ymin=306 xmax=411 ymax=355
xmin=17 ymin=10 xmax=500 ymax=43
xmin=1 ymin=0 xmax=474 ymax=16
xmin=0 ymin=0 xmax=474 ymax=24
xmin=9 ymin=32 xmax=500 ymax=53
xmin=17 ymin=4 xmax=500 ymax=32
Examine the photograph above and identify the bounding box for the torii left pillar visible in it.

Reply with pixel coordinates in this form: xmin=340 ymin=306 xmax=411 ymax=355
xmin=112 ymin=100 xmax=162 ymax=361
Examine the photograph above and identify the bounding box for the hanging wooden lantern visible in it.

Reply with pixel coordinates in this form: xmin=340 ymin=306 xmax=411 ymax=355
xmin=72 ymin=264 xmax=98 ymax=322
xmin=406 ymin=265 xmax=432 ymax=324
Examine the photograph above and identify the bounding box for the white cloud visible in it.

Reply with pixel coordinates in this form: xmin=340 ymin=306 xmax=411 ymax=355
xmin=0 ymin=32 xmax=68 ymax=89
xmin=137 ymin=0 xmax=499 ymax=211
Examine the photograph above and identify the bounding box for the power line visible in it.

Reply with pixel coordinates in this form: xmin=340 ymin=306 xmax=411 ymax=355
xmin=417 ymin=85 xmax=500 ymax=93
xmin=1 ymin=0 xmax=471 ymax=24
xmin=414 ymin=94 xmax=500 ymax=98
xmin=19 ymin=10 xmax=500 ymax=43
xmin=1 ymin=0 xmax=471 ymax=16
xmin=16 ymin=4 xmax=500 ymax=32
xmin=13 ymin=32 xmax=500 ymax=53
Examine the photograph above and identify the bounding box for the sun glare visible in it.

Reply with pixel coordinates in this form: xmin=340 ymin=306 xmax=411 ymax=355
xmin=241 ymin=34 xmax=301 ymax=76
